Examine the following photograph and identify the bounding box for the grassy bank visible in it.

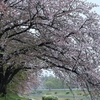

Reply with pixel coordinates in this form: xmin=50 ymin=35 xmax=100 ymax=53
xmin=0 ymin=92 xmax=27 ymax=100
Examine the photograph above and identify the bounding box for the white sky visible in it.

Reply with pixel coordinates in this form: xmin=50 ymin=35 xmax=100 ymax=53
xmin=86 ymin=0 xmax=100 ymax=14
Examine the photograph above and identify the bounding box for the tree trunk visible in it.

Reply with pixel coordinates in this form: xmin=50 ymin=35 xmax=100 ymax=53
xmin=0 ymin=46 xmax=6 ymax=96
xmin=0 ymin=85 xmax=6 ymax=97
xmin=0 ymin=46 xmax=24 ymax=96
xmin=0 ymin=67 xmax=22 ymax=96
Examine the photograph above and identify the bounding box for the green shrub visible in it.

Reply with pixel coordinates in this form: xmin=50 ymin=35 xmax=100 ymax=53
xmin=42 ymin=95 xmax=58 ymax=100
xmin=66 ymin=92 xmax=69 ymax=94
xmin=78 ymin=93 xmax=82 ymax=95
xmin=37 ymin=91 xmax=42 ymax=94
xmin=65 ymin=98 xmax=70 ymax=100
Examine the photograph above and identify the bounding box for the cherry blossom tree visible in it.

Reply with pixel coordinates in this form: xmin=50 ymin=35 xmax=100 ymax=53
xmin=0 ymin=0 xmax=100 ymax=99
xmin=8 ymin=70 xmax=40 ymax=95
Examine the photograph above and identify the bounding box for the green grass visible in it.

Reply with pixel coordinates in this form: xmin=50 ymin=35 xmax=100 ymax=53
xmin=0 ymin=92 xmax=27 ymax=100
xmin=30 ymin=89 xmax=90 ymax=100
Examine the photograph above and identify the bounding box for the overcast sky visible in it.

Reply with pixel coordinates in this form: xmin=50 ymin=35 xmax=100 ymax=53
xmin=86 ymin=0 xmax=100 ymax=14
